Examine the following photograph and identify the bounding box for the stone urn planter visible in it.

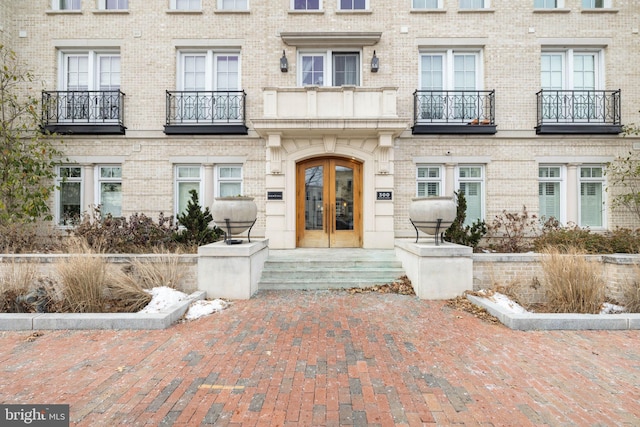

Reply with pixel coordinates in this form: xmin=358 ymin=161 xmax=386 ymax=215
xmin=211 ymin=197 xmax=258 ymax=244
xmin=408 ymin=196 xmax=456 ymax=244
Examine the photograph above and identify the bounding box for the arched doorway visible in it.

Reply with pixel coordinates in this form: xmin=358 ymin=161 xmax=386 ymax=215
xmin=296 ymin=157 xmax=363 ymax=248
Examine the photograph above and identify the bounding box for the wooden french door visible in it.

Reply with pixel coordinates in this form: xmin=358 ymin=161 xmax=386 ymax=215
xmin=296 ymin=157 xmax=362 ymax=248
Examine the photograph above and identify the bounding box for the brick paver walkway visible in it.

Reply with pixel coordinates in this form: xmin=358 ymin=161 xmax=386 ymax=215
xmin=1 ymin=290 xmax=639 ymax=426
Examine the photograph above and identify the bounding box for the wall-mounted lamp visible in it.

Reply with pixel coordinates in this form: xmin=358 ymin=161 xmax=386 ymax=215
xmin=371 ymin=50 xmax=379 ymax=73
xmin=280 ymin=50 xmax=288 ymax=72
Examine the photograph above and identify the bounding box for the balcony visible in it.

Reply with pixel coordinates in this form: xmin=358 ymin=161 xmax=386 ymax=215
xmin=412 ymin=90 xmax=496 ymax=135
xmin=536 ymin=89 xmax=622 ymax=135
xmin=164 ymin=91 xmax=248 ymax=135
xmin=41 ymin=90 xmax=126 ymax=135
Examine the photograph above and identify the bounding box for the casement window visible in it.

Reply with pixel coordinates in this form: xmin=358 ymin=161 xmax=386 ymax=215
xmin=56 ymin=166 xmax=83 ymax=226
xmin=219 ymin=0 xmax=248 ymax=9
xmin=416 ymin=166 xmax=443 ymax=197
xmin=293 ymin=0 xmax=321 ymax=10
xmin=299 ymin=50 xmax=360 ymax=86
xmin=53 ymin=0 xmax=81 ymax=10
xmin=457 ymin=166 xmax=484 ymax=226
xmin=100 ymin=0 xmax=128 ymax=9
xmin=541 ymin=49 xmax=602 ymax=121
xmin=175 ymin=166 xmax=203 ymax=217
xmin=413 ymin=0 xmax=442 ymax=8
xmin=171 ymin=0 xmax=201 ymax=10
xmin=459 ymin=0 xmax=489 ymax=8
xmin=419 ymin=50 xmax=482 ymax=120
xmin=579 ymin=166 xmax=605 ymax=228
xmin=539 ymin=166 xmax=564 ymax=223
xmin=59 ymin=50 xmax=121 ymax=121
xmin=177 ymin=50 xmax=241 ymax=120
xmin=217 ymin=165 xmax=243 ymax=197
xmin=97 ymin=166 xmax=122 ymax=218
xmin=582 ymin=0 xmax=609 ymax=8
xmin=339 ymin=0 xmax=367 ymax=10
xmin=535 ymin=0 xmax=562 ymax=8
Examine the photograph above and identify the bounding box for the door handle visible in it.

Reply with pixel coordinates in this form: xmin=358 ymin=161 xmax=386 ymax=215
xmin=331 ymin=203 xmax=335 ymax=233
xmin=324 ymin=203 xmax=328 ymax=233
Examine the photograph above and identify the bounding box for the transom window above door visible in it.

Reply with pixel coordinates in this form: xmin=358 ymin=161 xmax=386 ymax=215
xmin=299 ymin=51 xmax=360 ymax=86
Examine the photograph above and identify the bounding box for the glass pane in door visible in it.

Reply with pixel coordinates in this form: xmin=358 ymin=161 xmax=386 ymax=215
xmin=305 ymin=165 xmax=324 ymax=230
xmin=334 ymin=165 xmax=353 ymax=231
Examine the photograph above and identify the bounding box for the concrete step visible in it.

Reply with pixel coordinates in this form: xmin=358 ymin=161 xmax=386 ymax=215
xmin=258 ymin=249 xmax=407 ymax=290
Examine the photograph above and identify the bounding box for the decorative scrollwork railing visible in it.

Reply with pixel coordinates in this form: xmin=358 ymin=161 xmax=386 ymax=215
xmin=536 ymin=89 xmax=621 ymax=126
xmin=414 ymin=90 xmax=495 ymax=125
xmin=165 ymin=90 xmax=246 ymax=125
xmin=42 ymin=90 xmax=125 ymax=125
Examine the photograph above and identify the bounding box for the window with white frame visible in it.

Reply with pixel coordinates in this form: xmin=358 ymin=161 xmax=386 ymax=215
xmin=339 ymin=0 xmax=367 ymax=10
xmin=97 ymin=165 xmax=122 ymax=218
xmin=416 ymin=166 xmax=443 ymax=197
xmin=579 ymin=166 xmax=605 ymax=228
xmin=53 ymin=0 xmax=81 ymax=10
xmin=535 ymin=0 xmax=561 ymax=8
xmin=459 ymin=0 xmax=488 ymax=8
xmin=219 ymin=0 xmax=248 ymax=9
xmin=177 ymin=50 xmax=241 ymax=120
xmin=59 ymin=50 xmax=120 ymax=121
xmin=541 ymin=49 xmax=602 ymax=120
xmin=539 ymin=166 xmax=564 ymax=223
xmin=100 ymin=0 xmax=128 ymax=9
xmin=56 ymin=166 xmax=83 ymax=226
xmin=171 ymin=0 xmax=201 ymax=10
xmin=293 ymin=0 xmax=321 ymax=10
xmin=217 ymin=165 xmax=243 ymax=197
xmin=413 ymin=0 xmax=442 ymax=8
xmin=175 ymin=165 xmax=203 ymax=217
xmin=582 ymin=0 xmax=609 ymax=8
xmin=419 ymin=49 xmax=482 ymax=120
xmin=299 ymin=50 xmax=360 ymax=86
xmin=457 ymin=166 xmax=484 ymax=226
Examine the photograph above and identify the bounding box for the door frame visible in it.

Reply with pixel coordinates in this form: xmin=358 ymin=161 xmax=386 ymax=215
xmin=296 ymin=156 xmax=363 ymax=248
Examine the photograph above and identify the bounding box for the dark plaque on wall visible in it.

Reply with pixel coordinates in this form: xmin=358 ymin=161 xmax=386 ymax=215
xmin=267 ymin=191 xmax=283 ymax=200
xmin=376 ymin=191 xmax=393 ymax=201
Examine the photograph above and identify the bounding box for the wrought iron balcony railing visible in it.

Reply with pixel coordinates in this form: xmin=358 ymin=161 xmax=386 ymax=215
xmin=41 ymin=90 xmax=126 ymax=135
xmin=412 ymin=90 xmax=496 ymax=134
xmin=164 ymin=90 xmax=248 ymax=135
xmin=536 ymin=89 xmax=621 ymax=134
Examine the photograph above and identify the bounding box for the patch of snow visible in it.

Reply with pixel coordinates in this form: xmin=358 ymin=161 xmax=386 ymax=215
xmin=139 ymin=286 xmax=229 ymax=320
xmin=600 ymin=302 xmax=625 ymax=315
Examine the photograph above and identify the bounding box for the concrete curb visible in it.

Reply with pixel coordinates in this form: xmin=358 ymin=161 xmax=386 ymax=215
xmin=0 ymin=291 xmax=206 ymax=331
xmin=467 ymin=294 xmax=640 ymax=331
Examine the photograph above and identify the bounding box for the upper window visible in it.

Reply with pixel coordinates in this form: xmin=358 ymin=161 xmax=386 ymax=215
xmin=339 ymin=0 xmax=367 ymax=10
xmin=217 ymin=165 xmax=243 ymax=197
xmin=100 ymin=0 xmax=128 ymax=9
xmin=97 ymin=165 xmax=122 ymax=219
xmin=413 ymin=0 xmax=442 ymax=8
xmin=178 ymin=50 xmax=241 ymax=91
xmin=293 ymin=0 xmax=321 ymax=10
xmin=534 ymin=0 xmax=562 ymax=8
xmin=219 ymin=0 xmax=248 ymax=9
xmin=417 ymin=166 xmax=443 ymax=197
xmin=299 ymin=50 xmax=360 ymax=86
xmin=420 ymin=50 xmax=481 ymax=91
xmin=457 ymin=166 xmax=484 ymax=226
xmin=175 ymin=165 xmax=202 ymax=217
xmin=56 ymin=166 xmax=83 ymax=226
xmin=539 ymin=166 xmax=564 ymax=223
xmin=582 ymin=0 xmax=610 ymax=8
xmin=171 ymin=0 xmax=201 ymax=10
xmin=459 ymin=0 xmax=488 ymax=8
xmin=579 ymin=166 xmax=605 ymax=228
xmin=53 ymin=0 xmax=81 ymax=10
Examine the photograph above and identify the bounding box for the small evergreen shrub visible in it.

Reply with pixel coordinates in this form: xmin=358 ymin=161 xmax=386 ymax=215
xmin=173 ymin=190 xmax=222 ymax=247
xmin=444 ymin=191 xmax=487 ymax=250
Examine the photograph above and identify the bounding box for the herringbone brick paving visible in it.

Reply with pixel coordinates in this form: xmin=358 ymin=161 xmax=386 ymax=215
xmin=1 ymin=290 xmax=639 ymax=426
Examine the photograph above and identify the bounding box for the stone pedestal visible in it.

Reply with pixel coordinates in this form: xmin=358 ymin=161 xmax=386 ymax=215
xmin=395 ymin=239 xmax=472 ymax=299
xmin=198 ymin=239 xmax=269 ymax=300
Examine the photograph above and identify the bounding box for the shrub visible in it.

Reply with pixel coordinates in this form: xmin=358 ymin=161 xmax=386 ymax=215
xmin=173 ymin=189 xmax=222 ymax=247
xmin=539 ymin=245 xmax=605 ymax=314
xmin=444 ymin=191 xmax=487 ymax=250
xmin=485 ymin=206 xmax=538 ymax=253
xmin=533 ymin=220 xmax=640 ymax=254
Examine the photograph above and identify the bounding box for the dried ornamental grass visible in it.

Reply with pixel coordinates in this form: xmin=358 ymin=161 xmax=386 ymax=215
xmin=106 ymin=272 xmax=153 ymax=313
xmin=622 ymin=263 xmax=640 ymax=313
xmin=539 ymin=245 xmax=605 ymax=314
xmin=57 ymin=239 xmax=108 ymax=313
xmin=128 ymin=249 xmax=186 ymax=291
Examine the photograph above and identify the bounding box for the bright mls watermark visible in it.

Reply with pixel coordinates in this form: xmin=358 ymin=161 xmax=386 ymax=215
xmin=0 ymin=405 xmax=69 ymax=426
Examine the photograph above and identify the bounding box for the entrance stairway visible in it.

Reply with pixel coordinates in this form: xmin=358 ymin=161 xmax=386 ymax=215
xmin=258 ymin=249 xmax=406 ymax=290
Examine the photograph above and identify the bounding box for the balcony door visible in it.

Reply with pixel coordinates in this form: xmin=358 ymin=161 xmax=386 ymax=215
xmin=296 ymin=157 xmax=362 ymax=248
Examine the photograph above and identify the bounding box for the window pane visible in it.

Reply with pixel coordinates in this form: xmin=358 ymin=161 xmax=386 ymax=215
xmin=460 ymin=0 xmax=484 ymax=8
xmin=178 ymin=166 xmax=200 ymax=179
xmin=580 ymin=182 xmax=602 ymax=227
xmin=178 ymin=182 xmax=200 ymax=215
xmin=421 ymin=55 xmax=443 ymax=90
xmin=539 ymin=182 xmax=560 ymax=220
xmin=59 ymin=182 xmax=81 ymax=225
xmin=100 ymin=166 xmax=122 ymax=178
xmin=294 ymin=0 xmax=320 ymax=9
xmin=100 ymin=182 xmax=122 ymax=218
xmin=220 ymin=182 xmax=241 ymax=197
xmin=60 ymin=166 xmax=82 ymax=179
xmin=333 ymin=53 xmax=359 ymax=86
xmin=302 ymin=55 xmax=324 ymax=85
xmin=216 ymin=55 xmax=239 ymax=91
xmin=106 ymin=0 xmax=128 ymax=9
xmin=535 ymin=0 xmax=557 ymax=7
xmin=413 ymin=0 xmax=439 ymax=7
xmin=219 ymin=166 xmax=241 ymax=178
xmin=460 ymin=182 xmax=482 ymax=225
